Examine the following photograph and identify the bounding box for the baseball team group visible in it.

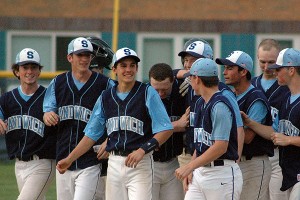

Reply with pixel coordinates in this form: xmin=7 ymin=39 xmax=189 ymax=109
xmin=0 ymin=35 xmax=299 ymax=200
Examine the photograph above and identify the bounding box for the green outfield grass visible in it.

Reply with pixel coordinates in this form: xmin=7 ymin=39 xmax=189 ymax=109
xmin=0 ymin=160 xmax=56 ymax=199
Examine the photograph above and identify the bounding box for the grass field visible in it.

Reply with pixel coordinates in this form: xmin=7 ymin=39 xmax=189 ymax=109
xmin=0 ymin=160 xmax=56 ymax=200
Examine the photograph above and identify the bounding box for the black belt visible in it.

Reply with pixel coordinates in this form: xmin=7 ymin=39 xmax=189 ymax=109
xmin=110 ymin=150 xmax=133 ymax=157
xmin=204 ymin=160 xmax=225 ymax=167
xmin=17 ymin=155 xmax=39 ymax=162
xmin=153 ymin=156 xmax=174 ymax=162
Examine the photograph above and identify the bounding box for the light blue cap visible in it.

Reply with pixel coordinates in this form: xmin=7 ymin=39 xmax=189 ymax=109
xmin=178 ymin=40 xmax=213 ymax=60
xmin=184 ymin=58 xmax=218 ymax=77
xmin=16 ymin=48 xmax=40 ymax=65
xmin=216 ymin=50 xmax=253 ymax=72
xmin=67 ymin=37 xmax=93 ymax=55
xmin=112 ymin=47 xmax=140 ymax=66
xmin=269 ymin=48 xmax=300 ymax=69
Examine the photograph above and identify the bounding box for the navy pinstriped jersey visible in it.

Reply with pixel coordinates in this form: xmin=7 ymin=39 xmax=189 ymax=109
xmin=252 ymin=75 xmax=289 ymax=121
xmin=152 ymin=80 xmax=184 ymax=162
xmin=187 ymin=82 xmax=235 ymax=153
xmin=193 ymin=92 xmax=238 ymax=160
xmin=277 ymin=92 xmax=300 ymax=191
xmin=0 ymin=86 xmax=56 ymax=160
xmin=55 ymin=71 xmax=110 ymax=170
xmin=238 ymin=88 xmax=274 ymax=157
xmin=102 ymin=81 xmax=154 ymax=152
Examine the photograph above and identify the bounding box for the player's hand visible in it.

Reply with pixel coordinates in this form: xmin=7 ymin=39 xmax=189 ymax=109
xmin=172 ymin=107 xmax=190 ymax=132
xmin=94 ymin=140 xmax=109 ymax=160
xmin=0 ymin=119 xmax=7 ymax=135
xmin=43 ymin=111 xmax=59 ymax=126
xmin=175 ymin=163 xmax=194 ymax=182
xmin=240 ymin=111 xmax=251 ymax=126
xmin=125 ymin=148 xmax=145 ymax=168
xmin=271 ymin=132 xmax=291 ymax=146
xmin=179 ymin=77 xmax=191 ymax=97
xmin=56 ymin=157 xmax=72 ymax=174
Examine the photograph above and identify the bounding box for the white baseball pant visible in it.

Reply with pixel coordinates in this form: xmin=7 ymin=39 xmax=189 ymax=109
xmin=56 ymin=164 xmax=101 ymax=200
xmin=152 ymin=158 xmax=184 ymax=200
xmin=106 ymin=153 xmax=153 ymax=200
xmin=185 ymin=161 xmax=243 ymax=200
xmin=15 ymin=156 xmax=55 ymax=200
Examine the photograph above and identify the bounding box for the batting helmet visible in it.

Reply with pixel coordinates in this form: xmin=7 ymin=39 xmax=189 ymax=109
xmin=87 ymin=36 xmax=114 ymax=70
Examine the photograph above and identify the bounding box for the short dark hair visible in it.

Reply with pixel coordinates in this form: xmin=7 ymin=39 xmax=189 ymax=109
xmin=149 ymin=63 xmax=174 ymax=82
xmin=199 ymin=76 xmax=219 ymax=87
xmin=238 ymin=66 xmax=251 ymax=80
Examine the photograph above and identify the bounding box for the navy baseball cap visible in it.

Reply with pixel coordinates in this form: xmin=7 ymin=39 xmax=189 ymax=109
xmin=68 ymin=37 xmax=93 ymax=55
xmin=112 ymin=47 xmax=140 ymax=66
xmin=16 ymin=48 xmax=41 ymax=66
xmin=216 ymin=50 xmax=253 ymax=72
xmin=178 ymin=41 xmax=213 ymax=60
xmin=183 ymin=58 xmax=218 ymax=78
xmin=268 ymin=48 xmax=300 ymax=69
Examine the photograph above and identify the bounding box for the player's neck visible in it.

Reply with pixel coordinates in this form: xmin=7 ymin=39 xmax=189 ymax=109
xmin=72 ymin=70 xmax=92 ymax=83
xmin=288 ymin=76 xmax=300 ymax=95
xmin=234 ymin=80 xmax=251 ymax=95
xmin=20 ymin=83 xmax=39 ymax=95
xmin=117 ymin=81 xmax=135 ymax=93
xmin=262 ymin=73 xmax=276 ymax=80
xmin=201 ymin=86 xmax=218 ymax=103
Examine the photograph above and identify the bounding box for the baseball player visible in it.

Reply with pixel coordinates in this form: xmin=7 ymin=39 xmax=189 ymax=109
xmin=216 ymin=50 xmax=273 ymax=200
xmin=242 ymin=48 xmax=300 ymax=200
xmin=176 ymin=40 xmax=245 ymax=165
xmin=149 ymin=63 xmax=189 ymax=200
xmin=251 ymin=39 xmax=289 ymax=200
xmin=87 ymin=36 xmax=115 ymax=200
xmin=0 ymin=48 xmax=56 ymax=200
xmin=43 ymin=37 xmax=115 ymax=200
xmin=55 ymin=47 xmax=174 ymax=200
xmin=175 ymin=58 xmax=243 ymax=200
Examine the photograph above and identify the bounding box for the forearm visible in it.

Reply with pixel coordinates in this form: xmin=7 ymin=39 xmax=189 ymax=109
xmin=246 ymin=119 xmax=273 ymax=140
xmin=237 ymin=127 xmax=244 ymax=161
xmin=189 ymin=141 xmax=228 ymax=170
xmin=67 ymin=136 xmax=96 ymax=162
xmin=153 ymin=129 xmax=173 ymax=146
xmin=172 ymin=121 xmax=186 ymax=132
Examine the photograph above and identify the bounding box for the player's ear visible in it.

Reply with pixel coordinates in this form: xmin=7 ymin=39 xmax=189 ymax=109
xmin=67 ymin=54 xmax=73 ymax=62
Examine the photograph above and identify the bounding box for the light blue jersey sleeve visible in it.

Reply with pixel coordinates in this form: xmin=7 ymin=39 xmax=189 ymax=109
xmin=43 ymin=79 xmax=57 ymax=112
xmin=84 ymin=95 xmax=106 ymax=141
xmin=211 ymin=102 xmax=232 ymax=141
xmin=222 ymin=90 xmax=243 ymax=127
xmin=248 ymin=100 xmax=268 ymax=124
xmin=0 ymin=110 xmax=4 ymax=120
xmin=146 ymin=86 xmax=173 ymax=134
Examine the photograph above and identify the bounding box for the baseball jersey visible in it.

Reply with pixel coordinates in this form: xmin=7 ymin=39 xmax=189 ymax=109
xmin=0 ymin=86 xmax=56 ymax=160
xmin=275 ymin=92 xmax=300 ymax=191
xmin=152 ymin=79 xmax=185 ymax=162
xmin=237 ymin=87 xmax=274 ymax=158
xmin=193 ymin=91 xmax=238 ymax=160
xmin=187 ymin=82 xmax=242 ymax=153
xmin=43 ymin=71 xmax=113 ymax=170
xmin=252 ymin=75 xmax=289 ymax=121
xmin=84 ymin=81 xmax=173 ymax=152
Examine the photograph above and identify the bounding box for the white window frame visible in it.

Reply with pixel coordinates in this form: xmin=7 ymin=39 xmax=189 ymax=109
xmin=137 ymin=33 xmax=221 ymax=81
xmin=256 ymin=34 xmax=300 ymax=76
xmin=6 ymin=31 xmax=100 ymax=71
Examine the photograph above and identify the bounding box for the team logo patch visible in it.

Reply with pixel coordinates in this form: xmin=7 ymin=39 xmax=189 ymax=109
xmin=297 ymin=174 xmax=300 ymax=181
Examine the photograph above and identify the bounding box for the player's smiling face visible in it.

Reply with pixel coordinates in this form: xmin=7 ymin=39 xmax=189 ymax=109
xmin=69 ymin=52 xmax=92 ymax=72
xmin=113 ymin=57 xmax=138 ymax=83
xmin=150 ymin=77 xmax=173 ymax=99
xmin=16 ymin=64 xmax=40 ymax=85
